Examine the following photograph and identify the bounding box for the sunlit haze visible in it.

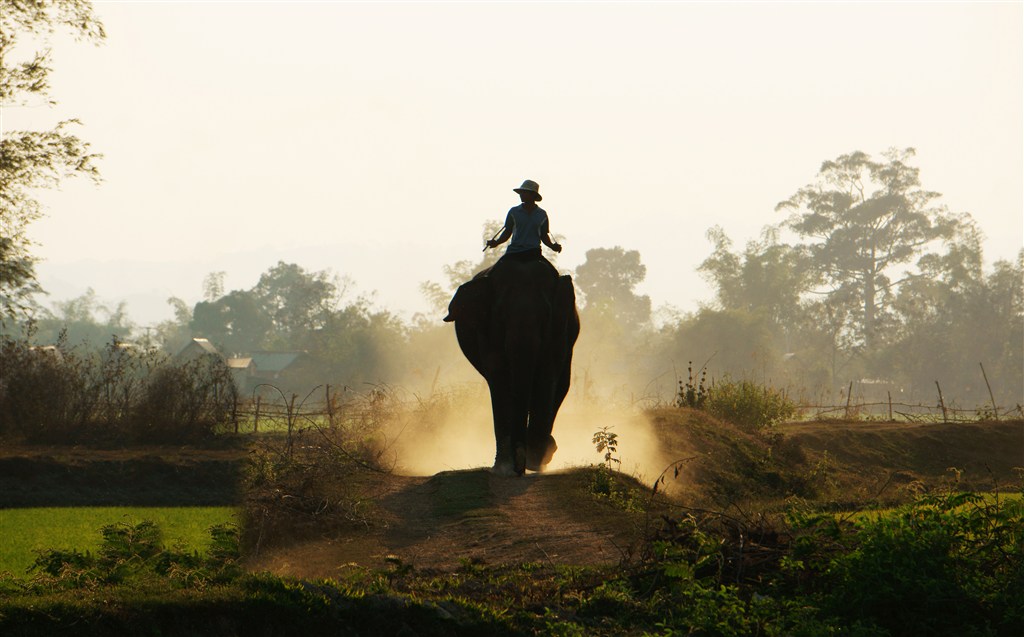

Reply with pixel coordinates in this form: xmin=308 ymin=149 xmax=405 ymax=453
xmin=5 ymin=1 xmax=1022 ymax=326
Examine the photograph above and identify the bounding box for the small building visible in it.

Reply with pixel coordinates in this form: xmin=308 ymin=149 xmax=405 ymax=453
xmin=175 ymin=337 xmax=221 ymax=361
xmin=172 ymin=339 xmax=315 ymax=396
xmin=226 ymin=357 xmax=256 ymax=389
xmin=245 ymin=351 xmax=316 ymax=396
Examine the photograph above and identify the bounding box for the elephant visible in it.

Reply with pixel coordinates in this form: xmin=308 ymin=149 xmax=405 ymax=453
xmin=443 ymin=258 xmax=580 ymax=476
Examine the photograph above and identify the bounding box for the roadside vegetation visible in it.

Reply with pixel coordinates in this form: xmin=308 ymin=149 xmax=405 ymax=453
xmin=2 ymin=468 xmax=1021 ymax=636
xmin=0 ymin=507 xmax=237 ymax=576
xmin=2 ymin=381 xmax=1022 ymax=636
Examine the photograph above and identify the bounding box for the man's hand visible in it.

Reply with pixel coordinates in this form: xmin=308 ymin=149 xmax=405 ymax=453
xmin=551 ymin=242 xmax=562 ymax=253
xmin=486 ymin=239 xmax=499 ymax=249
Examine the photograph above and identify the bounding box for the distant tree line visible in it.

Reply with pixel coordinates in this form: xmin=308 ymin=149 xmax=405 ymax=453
xmin=651 ymin=149 xmax=1021 ymax=408
xmin=8 ymin=150 xmax=1022 ymax=410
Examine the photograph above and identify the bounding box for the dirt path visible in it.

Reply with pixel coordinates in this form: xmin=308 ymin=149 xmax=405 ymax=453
xmin=252 ymin=469 xmax=642 ymax=579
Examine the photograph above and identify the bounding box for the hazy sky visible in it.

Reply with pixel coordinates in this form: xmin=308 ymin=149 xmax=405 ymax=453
xmin=7 ymin=1 xmax=1023 ymax=326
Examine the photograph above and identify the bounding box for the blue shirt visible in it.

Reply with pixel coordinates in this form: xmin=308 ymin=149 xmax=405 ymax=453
xmin=504 ymin=204 xmax=549 ymax=254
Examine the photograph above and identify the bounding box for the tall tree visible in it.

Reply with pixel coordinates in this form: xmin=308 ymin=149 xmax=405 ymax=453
xmin=698 ymin=225 xmax=811 ymax=328
xmin=190 ymin=289 xmax=272 ymax=355
xmin=776 ymin=148 xmax=962 ymax=350
xmin=202 ymin=271 xmax=226 ymax=302
xmin=0 ymin=0 xmax=105 ymax=321
xmin=254 ymin=261 xmax=344 ymax=348
xmin=28 ymin=287 xmax=132 ymax=346
xmin=574 ymin=246 xmax=651 ymax=327
xmin=889 ymin=247 xmax=1023 ymax=404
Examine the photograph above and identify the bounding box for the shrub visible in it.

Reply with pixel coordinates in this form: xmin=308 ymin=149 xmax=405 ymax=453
xmin=704 ymin=377 xmax=796 ymax=431
xmin=0 ymin=336 xmax=237 ymax=443
xmin=131 ymin=353 xmax=237 ymax=442
xmin=0 ymin=335 xmax=98 ymax=439
xmin=676 ymin=361 xmax=709 ymax=409
xmin=782 ymin=492 xmax=1024 ymax=636
xmin=28 ymin=520 xmax=243 ymax=589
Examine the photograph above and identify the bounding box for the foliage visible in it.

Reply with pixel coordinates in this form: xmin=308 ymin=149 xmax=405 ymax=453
xmin=241 ymin=389 xmax=394 ymax=557
xmin=4 ymin=449 xmax=1023 ymax=636
xmin=27 ymin=519 xmax=241 ymax=588
xmin=574 ymin=246 xmax=652 ymax=327
xmin=676 ymin=361 xmax=708 ymax=409
xmin=0 ymin=335 xmax=236 ymax=443
xmin=132 ymin=353 xmax=238 ymax=442
xmin=187 ymin=261 xmax=405 ymax=387
xmin=0 ymin=0 xmax=105 ymax=321
xmin=887 ymin=250 xmax=1024 ymax=404
xmin=780 ymin=492 xmax=1024 ymax=636
xmin=0 ymin=507 xmax=237 ymax=577
xmin=664 ymin=309 xmax=779 ymax=388
xmin=777 ymin=148 xmax=967 ymax=350
xmin=12 ymin=494 xmax=1019 ymax=635
xmin=675 ymin=372 xmax=797 ymax=431
xmin=591 ymin=425 xmax=620 ymax=469
xmin=672 ymin=148 xmax=1022 ymax=407
xmin=699 ymin=225 xmax=811 ymax=327
xmin=703 ymin=377 xmax=797 ymax=431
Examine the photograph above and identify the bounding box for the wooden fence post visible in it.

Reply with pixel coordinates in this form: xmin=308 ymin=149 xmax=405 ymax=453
xmin=887 ymin=391 xmax=893 ymax=422
xmin=979 ymin=363 xmax=999 ymax=421
xmin=254 ymin=395 xmax=261 ymax=433
xmin=844 ymin=381 xmax=853 ymax=420
xmin=326 ymin=384 xmax=334 ymax=425
xmin=935 ymin=381 xmax=948 ymax=423
xmin=287 ymin=393 xmax=297 ymax=460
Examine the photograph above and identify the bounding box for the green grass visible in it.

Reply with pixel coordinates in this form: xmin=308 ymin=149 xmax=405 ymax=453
xmin=0 ymin=506 xmax=238 ymax=577
xmin=836 ymin=491 xmax=1024 ymax=523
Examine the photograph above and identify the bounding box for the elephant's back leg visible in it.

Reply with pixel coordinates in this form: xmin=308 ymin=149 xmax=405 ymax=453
xmin=488 ymin=376 xmax=525 ymax=476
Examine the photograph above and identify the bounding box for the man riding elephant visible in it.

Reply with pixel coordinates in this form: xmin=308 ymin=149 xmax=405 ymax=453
xmin=444 ymin=179 xmax=579 ymax=476
xmin=486 ymin=179 xmax=562 ymax=276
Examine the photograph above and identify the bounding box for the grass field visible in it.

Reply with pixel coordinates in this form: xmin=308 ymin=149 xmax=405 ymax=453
xmin=0 ymin=507 xmax=239 ymax=577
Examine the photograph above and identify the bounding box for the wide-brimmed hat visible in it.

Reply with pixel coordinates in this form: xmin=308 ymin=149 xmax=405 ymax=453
xmin=513 ymin=179 xmax=542 ymax=201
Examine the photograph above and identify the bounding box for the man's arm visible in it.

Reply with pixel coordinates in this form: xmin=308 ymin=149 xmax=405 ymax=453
xmin=487 ymin=225 xmax=512 ymax=248
xmin=540 ymin=219 xmax=562 ymax=253
xmin=487 ymin=212 xmax=514 ymax=249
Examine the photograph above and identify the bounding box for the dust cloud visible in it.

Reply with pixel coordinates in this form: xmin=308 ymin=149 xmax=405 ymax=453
xmin=383 ymin=383 xmax=671 ymax=484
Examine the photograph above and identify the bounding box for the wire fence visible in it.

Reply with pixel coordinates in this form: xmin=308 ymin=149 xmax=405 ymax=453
xmin=216 ymin=381 xmax=1021 ymax=436
xmin=795 ymin=377 xmax=1021 ymax=423
xmin=797 ymin=401 xmax=1022 ymax=423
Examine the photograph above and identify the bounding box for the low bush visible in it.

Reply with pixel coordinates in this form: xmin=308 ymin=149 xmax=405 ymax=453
xmin=0 ymin=336 xmax=236 ymax=443
xmin=703 ymin=377 xmax=797 ymax=431
xmin=27 ymin=519 xmax=241 ymax=589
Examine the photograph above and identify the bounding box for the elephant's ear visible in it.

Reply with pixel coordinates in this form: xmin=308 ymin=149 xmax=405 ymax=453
xmin=554 ymin=275 xmax=580 ymax=344
xmin=443 ymin=277 xmax=492 ymax=324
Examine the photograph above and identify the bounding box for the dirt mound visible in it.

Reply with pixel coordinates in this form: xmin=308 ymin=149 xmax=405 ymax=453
xmin=250 ymin=468 xmax=649 ymax=579
xmin=779 ymin=419 xmax=1024 ymax=495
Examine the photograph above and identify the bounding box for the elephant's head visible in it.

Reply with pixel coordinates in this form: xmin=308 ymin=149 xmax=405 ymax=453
xmin=443 ymin=276 xmax=493 ymax=378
